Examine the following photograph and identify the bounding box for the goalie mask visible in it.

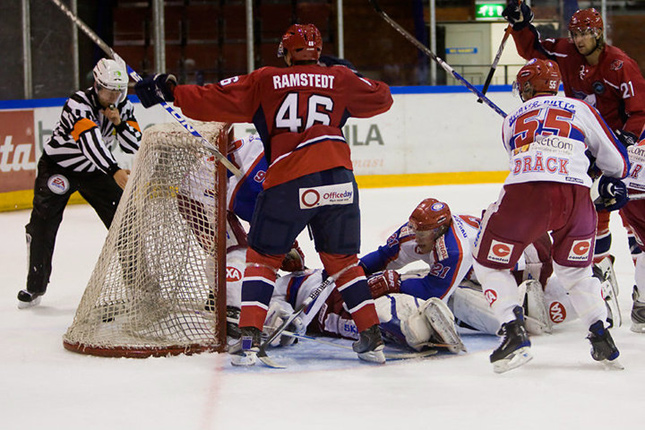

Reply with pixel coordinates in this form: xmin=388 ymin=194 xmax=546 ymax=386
xmin=408 ymin=198 xmax=452 ymax=253
xmin=514 ymin=58 xmax=561 ymax=102
xmin=93 ymin=58 xmax=128 ymax=105
xmin=277 ymin=24 xmax=323 ymax=63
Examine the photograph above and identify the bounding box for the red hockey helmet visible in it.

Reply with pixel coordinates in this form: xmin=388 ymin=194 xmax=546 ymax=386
xmin=409 ymin=199 xmax=451 ymax=253
xmin=568 ymin=8 xmax=603 ymax=34
xmin=409 ymin=199 xmax=451 ymax=232
xmin=277 ymin=24 xmax=323 ymax=63
xmin=515 ymin=58 xmax=561 ymax=100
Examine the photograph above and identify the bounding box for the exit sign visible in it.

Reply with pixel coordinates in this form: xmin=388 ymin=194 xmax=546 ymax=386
xmin=475 ymin=2 xmax=506 ymax=20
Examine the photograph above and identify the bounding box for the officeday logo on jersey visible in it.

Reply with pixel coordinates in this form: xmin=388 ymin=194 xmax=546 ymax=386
xmin=486 ymin=239 xmax=514 ymax=264
xmin=299 ymin=182 xmax=354 ymax=209
xmin=0 ymin=110 xmax=37 ymax=193
xmin=567 ymin=239 xmax=592 ymax=261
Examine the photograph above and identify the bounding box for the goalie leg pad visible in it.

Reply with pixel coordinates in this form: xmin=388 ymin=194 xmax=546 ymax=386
xmin=374 ymin=294 xmax=431 ymax=350
xmin=450 ymin=284 xmax=501 ymax=335
xmin=521 ymin=280 xmax=553 ymax=335
xmin=420 ymin=298 xmax=466 ymax=353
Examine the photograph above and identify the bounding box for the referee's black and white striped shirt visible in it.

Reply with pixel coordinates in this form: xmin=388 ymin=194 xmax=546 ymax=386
xmin=44 ymin=87 xmax=142 ymax=175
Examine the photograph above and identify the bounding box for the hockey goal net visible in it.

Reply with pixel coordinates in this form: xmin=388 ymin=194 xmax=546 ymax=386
xmin=63 ymin=121 xmax=230 ymax=357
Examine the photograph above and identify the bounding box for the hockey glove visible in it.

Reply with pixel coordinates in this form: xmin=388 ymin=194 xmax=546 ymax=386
xmin=280 ymin=241 xmax=306 ymax=272
xmin=367 ymin=270 xmax=401 ymax=299
xmin=615 ymin=129 xmax=638 ymax=148
xmin=134 ymin=73 xmax=177 ymax=108
xmin=595 ymin=176 xmax=628 ymax=212
xmin=502 ymin=1 xmax=534 ymax=31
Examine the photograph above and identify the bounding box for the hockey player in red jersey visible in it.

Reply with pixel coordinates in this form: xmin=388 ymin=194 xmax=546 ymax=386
xmin=135 ymin=24 xmax=393 ymax=365
xmin=502 ymin=2 xmax=645 ymax=272
xmin=472 ymin=59 xmax=629 ymax=373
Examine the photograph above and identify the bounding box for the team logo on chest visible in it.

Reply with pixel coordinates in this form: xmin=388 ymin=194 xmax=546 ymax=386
xmin=567 ymin=239 xmax=592 ymax=261
xmin=592 ymin=81 xmax=605 ymax=95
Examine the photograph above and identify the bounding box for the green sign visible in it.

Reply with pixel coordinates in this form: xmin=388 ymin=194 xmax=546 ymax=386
xmin=475 ymin=2 xmax=505 ymax=20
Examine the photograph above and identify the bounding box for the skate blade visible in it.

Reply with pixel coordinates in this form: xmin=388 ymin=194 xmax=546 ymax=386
xmin=600 ymin=359 xmax=625 ymax=371
xmin=17 ymin=296 xmax=41 ymax=309
xmin=230 ymin=350 xmax=258 ymax=367
xmin=357 ymin=345 xmax=386 ymax=364
xmin=493 ymin=347 xmax=533 ymax=374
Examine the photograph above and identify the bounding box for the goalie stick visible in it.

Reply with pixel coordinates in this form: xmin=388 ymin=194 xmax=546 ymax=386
xmin=257 ymin=274 xmax=337 ymax=368
xmin=369 ymin=0 xmax=507 ymax=118
xmin=47 ymin=0 xmax=243 ymax=178
xmin=478 ymin=0 xmax=522 ymax=102
xmin=278 ymin=329 xmax=440 ymax=360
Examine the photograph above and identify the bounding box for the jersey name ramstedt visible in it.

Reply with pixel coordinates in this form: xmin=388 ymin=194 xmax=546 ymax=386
xmin=273 ymin=73 xmax=335 ymax=90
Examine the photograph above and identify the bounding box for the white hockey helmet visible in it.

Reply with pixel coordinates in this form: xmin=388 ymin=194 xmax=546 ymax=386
xmin=93 ymin=58 xmax=128 ymax=104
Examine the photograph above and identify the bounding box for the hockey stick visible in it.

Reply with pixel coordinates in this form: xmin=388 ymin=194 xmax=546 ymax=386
xmin=278 ymin=329 xmax=439 ymax=360
xmin=47 ymin=0 xmax=242 ymax=178
xmin=629 ymin=193 xmax=645 ymax=201
xmin=369 ymin=0 xmax=507 ymax=118
xmin=260 ymin=274 xmax=336 ymax=351
xmin=478 ymin=1 xmax=521 ymax=102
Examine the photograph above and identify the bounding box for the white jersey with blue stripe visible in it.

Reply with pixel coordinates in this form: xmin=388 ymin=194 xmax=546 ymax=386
xmin=360 ymin=214 xmax=483 ymax=301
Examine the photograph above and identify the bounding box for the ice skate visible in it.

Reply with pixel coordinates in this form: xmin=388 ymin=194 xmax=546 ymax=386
xmin=230 ymin=326 xmax=261 ymax=366
xmin=352 ymin=325 xmax=386 ymax=364
xmin=630 ymin=286 xmax=645 ymax=333
xmin=490 ymin=306 xmax=532 ymax=373
xmin=587 ymin=320 xmax=623 ymax=370
xmin=17 ymin=289 xmax=43 ymax=309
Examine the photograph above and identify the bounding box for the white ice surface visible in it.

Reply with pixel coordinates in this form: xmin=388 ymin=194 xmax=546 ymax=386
xmin=1 ymin=183 xmax=643 ymax=430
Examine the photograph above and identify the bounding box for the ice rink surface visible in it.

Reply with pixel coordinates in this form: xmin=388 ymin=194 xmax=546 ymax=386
xmin=1 ymin=183 xmax=643 ymax=430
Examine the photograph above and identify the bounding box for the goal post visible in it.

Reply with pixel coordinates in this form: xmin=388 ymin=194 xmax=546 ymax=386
xmin=63 ymin=121 xmax=230 ymax=358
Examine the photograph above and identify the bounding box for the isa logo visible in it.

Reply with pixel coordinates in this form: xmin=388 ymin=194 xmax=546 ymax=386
xmin=487 ymin=239 xmax=514 ymax=264
xmin=549 ymin=302 xmax=567 ymax=323
xmin=484 ymin=289 xmax=498 ymax=306
xmin=226 ymin=266 xmax=242 ymax=282
xmin=568 ymin=239 xmax=591 ymax=261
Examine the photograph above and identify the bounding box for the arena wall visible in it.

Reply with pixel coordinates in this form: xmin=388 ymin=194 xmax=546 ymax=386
xmin=0 ymin=85 xmax=517 ymax=212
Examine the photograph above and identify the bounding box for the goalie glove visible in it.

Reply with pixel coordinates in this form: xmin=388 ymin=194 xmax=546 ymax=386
xmin=367 ymin=270 xmax=401 ymax=299
xmin=263 ymin=300 xmax=304 ymax=347
xmin=502 ymin=0 xmax=534 ymax=31
xmin=134 ymin=73 xmax=177 ymax=108
xmin=593 ymin=176 xmax=628 ymax=212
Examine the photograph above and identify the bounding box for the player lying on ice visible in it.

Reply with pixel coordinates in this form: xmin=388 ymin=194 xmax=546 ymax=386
xmin=224 ymin=197 xmax=558 ymax=355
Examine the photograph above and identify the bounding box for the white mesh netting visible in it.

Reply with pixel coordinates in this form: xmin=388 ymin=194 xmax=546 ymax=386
xmin=63 ymin=121 xmax=229 ymax=357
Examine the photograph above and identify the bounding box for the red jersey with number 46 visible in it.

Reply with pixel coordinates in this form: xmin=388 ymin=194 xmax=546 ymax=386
xmin=173 ymin=64 xmax=393 ymax=189
xmin=511 ymin=27 xmax=645 ymax=136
